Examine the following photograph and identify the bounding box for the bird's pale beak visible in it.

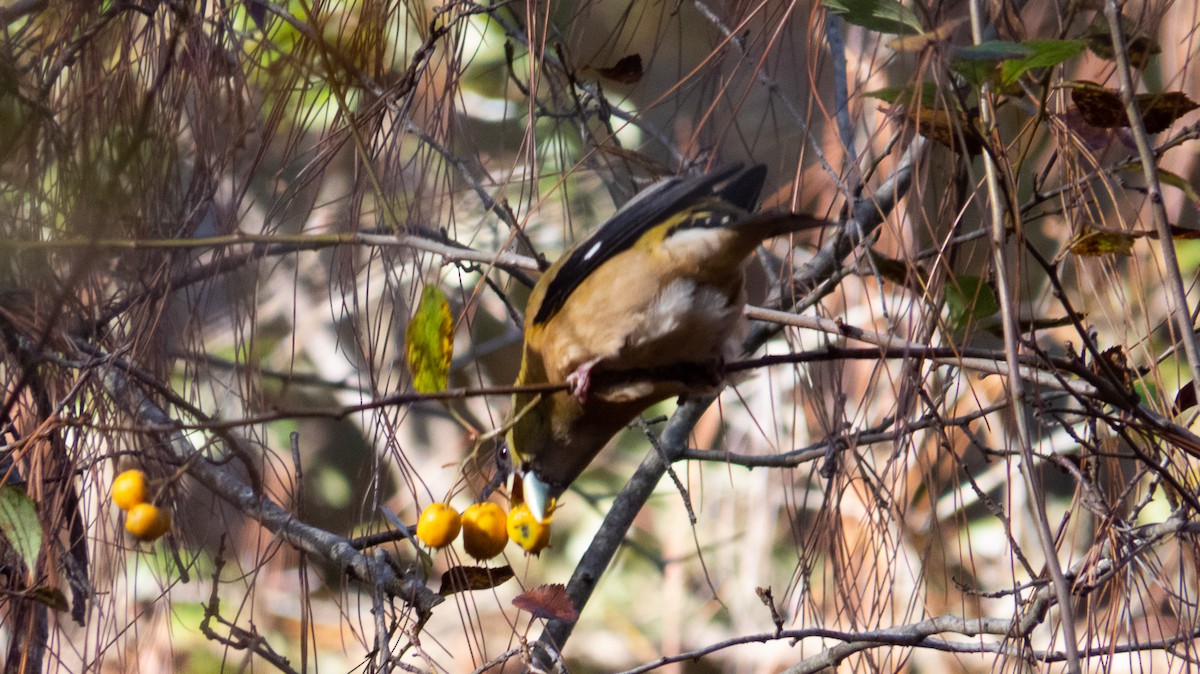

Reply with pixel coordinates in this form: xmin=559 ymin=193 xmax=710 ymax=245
xmin=521 ymin=470 xmax=554 ymax=523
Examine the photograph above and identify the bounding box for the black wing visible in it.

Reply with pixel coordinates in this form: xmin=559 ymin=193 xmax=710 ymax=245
xmin=531 ymin=164 xmax=766 ymax=326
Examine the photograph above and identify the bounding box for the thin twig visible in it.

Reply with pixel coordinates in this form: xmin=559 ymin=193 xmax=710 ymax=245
xmin=1104 ymin=0 xmax=1200 ymax=396
xmin=967 ymin=0 xmax=1081 ymax=662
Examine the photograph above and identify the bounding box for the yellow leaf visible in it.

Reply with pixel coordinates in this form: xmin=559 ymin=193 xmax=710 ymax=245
xmin=405 ymin=286 xmax=453 ymax=393
xmin=1069 ymin=228 xmax=1136 ymax=256
xmin=886 ymin=18 xmax=964 ymax=52
xmin=885 ymin=104 xmax=986 ymax=155
xmin=1157 ymin=169 xmax=1200 ymax=210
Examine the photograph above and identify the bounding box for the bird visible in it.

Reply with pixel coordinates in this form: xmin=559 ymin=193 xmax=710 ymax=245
xmin=505 ymin=164 xmax=825 ymax=522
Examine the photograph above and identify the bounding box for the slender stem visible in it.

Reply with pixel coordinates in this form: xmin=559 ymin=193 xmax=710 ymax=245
xmin=968 ymin=1 xmax=1081 ymax=670
xmin=1104 ymin=0 xmax=1200 ymax=392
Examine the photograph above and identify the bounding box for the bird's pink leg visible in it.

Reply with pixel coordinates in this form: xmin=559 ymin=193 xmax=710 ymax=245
xmin=566 ymin=358 xmax=600 ymax=402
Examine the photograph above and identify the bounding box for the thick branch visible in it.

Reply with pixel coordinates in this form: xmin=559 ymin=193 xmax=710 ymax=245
xmin=103 ymin=370 xmax=444 ymax=617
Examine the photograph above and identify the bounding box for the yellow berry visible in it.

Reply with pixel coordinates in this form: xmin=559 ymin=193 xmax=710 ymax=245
xmin=415 ymin=503 xmax=461 ymax=549
xmin=507 ymin=502 xmax=551 ymax=555
xmin=125 ymin=503 xmax=172 ymax=541
xmin=112 ymin=470 xmax=148 ymax=511
xmin=461 ymin=502 xmax=508 ymax=561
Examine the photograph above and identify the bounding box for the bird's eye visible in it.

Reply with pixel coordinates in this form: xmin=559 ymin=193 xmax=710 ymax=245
xmin=477 ymin=442 xmax=512 ymax=501
xmin=494 ymin=442 xmax=512 ymax=473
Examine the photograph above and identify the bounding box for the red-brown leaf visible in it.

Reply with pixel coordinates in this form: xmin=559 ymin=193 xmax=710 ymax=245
xmin=512 ymin=583 xmax=578 ymax=622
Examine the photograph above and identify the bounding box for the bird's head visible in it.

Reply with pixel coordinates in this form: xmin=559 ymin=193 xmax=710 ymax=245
xmin=502 ymin=404 xmax=565 ymax=523
xmin=504 ymin=392 xmax=642 ymax=522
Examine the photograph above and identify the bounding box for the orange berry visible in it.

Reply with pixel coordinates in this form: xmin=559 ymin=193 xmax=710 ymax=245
xmin=461 ymin=502 xmax=508 ymax=561
xmin=125 ymin=503 xmax=172 ymax=541
xmin=415 ymin=503 xmax=461 ymax=549
xmin=112 ymin=470 xmax=148 ymax=511
xmin=507 ymin=502 xmax=551 ymax=555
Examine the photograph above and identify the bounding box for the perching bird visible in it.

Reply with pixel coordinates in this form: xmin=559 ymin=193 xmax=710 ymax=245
xmin=506 ymin=164 xmax=825 ymax=521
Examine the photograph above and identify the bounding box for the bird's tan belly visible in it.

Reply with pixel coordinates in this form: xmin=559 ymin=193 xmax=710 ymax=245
xmin=543 ymin=273 xmax=744 ymax=402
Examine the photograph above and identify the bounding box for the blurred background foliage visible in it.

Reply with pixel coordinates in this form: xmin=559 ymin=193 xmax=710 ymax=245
xmin=2 ymin=0 xmax=1200 ymax=671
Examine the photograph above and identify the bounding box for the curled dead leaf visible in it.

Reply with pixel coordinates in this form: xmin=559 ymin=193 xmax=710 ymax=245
xmin=438 ymin=565 xmax=515 ymax=596
xmin=595 ymin=54 xmax=643 ymax=84
xmin=512 ymin=583 xmax=578 ymax=622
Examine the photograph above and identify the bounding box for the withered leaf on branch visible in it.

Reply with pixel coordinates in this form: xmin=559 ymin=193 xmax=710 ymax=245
xmin=1173 ymin=381 xmax=1197 ymax=416
xmin=594 ymin=54 xmax=643 ymax=84
xmin=1067 ymin=81 xmax=1199 ymax=133
xmin=513 ymin=583 xmax=578 ymax=621
xmin=885 ymin=17 xmax=965 ymax=52
xmin=1084 ymin=14 xmax=1161 ymax=68
xmin=1067 ymin=223 xmax=1200 ymax=258
xmin=438 ymin=565 xmax=515 ymax=595
xmin=884 ymin=104 xmax=986 ymax=155
xmin=1068 ymin=227 xmax=1136 ymax=256
xmin=1138 ymin=92 xmax=1200 ymax=133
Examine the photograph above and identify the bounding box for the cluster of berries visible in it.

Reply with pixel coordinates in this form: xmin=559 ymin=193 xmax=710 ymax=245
xmin=416 ymin=501 xmax=551 ymax=560
xmin=112 ymin=470 xmax=172 ymax=541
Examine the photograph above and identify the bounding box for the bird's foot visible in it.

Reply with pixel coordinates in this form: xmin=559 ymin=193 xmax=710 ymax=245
xmin=566 ymin=358 xmax=600 ymax=402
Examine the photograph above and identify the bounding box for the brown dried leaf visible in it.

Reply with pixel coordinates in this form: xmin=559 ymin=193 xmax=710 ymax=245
xmin=28 ymin=585 xmax=69 ymax=612
xmin=870 ymin=251 xmax=925 ymax=288
xmin=1096 ymin=345 xmax=1136 ymax=390
xmin=1068 ymin=81 xmax=1199 ymax=133
xmin=1087 ymin=33 xmax=1160 ymax=68
xmin=1084 ymin=14 xmax=1161 ymax=68
xmin=1168 ymin=225 xmax=1200 ymax=240
xmin=1173 ymin=381 xmax=1197 ymax=416
xmin=438 ymin=565 xmax=514 ymax=596
xmin=1068 ymin=81 xmax=1126 ymax=128
xmin=1138 ymin=92 xmax=1199 ymax=133
xmin=886 ymin=17 xmax=965 ymax=52
xmin=512 ymin=583 xmax=578 ymax=622
xmin=885 ymin=105 xmax=985 ymax=155
xmin=595 ymin=54 xmax=643 ymax=84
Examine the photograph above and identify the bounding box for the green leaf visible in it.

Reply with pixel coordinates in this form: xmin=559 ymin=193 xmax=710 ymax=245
xmin=864 ymin=82 xmax=940 ymax=106
xmin=954 ymin=40 xmax=1034 ymax=62
xmin=823 ymin=0 xmax=922 ymax=35
xmin=951 ymin=41 xmax=1031 ymax=88
xmin=406 ymin=286 xmax=455 ymax=394
xmin=1156 ymin=169 xmax=1200 ymax=210
xmin=944 ymin=276 xmax=999 ymax=330
xmin=952 ymin=40 xmax=1085 ymax=89
xmin=951 ymin=60 xmax=998 ymax=90
xmin=28 ymin=586 xmax=69 ymax=611
xmin=1133 ymin=380 xmax=1159 ymax=407
xmin=0 ymin=486 xmax=42 ymax=571
xmin=999 ymin=39 xmax=1086 ymax=86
